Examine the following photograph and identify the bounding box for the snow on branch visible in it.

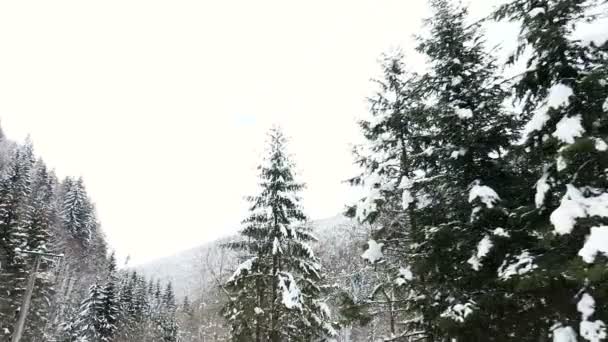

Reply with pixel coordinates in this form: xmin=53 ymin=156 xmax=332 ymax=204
xmin=519 ymin=83 xmax=573 ymax=144
xmin=440 ymin=301 xmax=475 ymax=323
xmin=227 ymin=257 xmax=256 ymax=283
xmin=550 ymin=185 xmax=608 ymax=235
xmin=278 ymin=272 xmax=302 ymax=310
xmin=578 ymin=226 xmax=608 ymax=263
xmin=498 ymin=251 xmax=537 ymax=280
xmin=361 ymin=240 xmax=384 ymax=264
xmin=468 ymin=180 xmax=500 ymax=208
xmin=467 ymin=235 xmax=493 ymax=271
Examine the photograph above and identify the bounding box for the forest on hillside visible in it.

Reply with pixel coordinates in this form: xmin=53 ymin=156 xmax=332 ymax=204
xmin=1 ymin=0 xmax=607 ymax=341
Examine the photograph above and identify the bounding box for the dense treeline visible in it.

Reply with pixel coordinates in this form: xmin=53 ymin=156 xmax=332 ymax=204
xmin=0 ymin=130 xmax=182 ymax=341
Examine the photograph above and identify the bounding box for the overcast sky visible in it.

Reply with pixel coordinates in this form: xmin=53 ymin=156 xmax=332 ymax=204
xmin=0 ymin=0 xmax=515 ymax=265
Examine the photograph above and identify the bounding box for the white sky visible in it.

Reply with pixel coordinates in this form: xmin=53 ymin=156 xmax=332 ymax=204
xmin=0 ymin=0 xmax=515 ymax=265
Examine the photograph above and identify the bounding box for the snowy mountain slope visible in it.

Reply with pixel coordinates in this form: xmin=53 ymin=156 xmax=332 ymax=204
xmin=136 ymin=214 xmax=364 ymax=298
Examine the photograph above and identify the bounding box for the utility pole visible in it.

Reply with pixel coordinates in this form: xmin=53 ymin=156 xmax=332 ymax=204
xmin=11 ymin=250 xmax=63 ymax=342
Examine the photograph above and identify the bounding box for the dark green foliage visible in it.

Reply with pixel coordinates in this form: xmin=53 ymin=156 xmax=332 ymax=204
xmin=224 ymin=127 xmax=336 ymax=341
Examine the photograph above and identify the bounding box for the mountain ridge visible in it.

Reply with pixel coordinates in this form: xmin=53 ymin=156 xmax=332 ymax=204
xmin=135 ymin=214 xmax=359 ymax=298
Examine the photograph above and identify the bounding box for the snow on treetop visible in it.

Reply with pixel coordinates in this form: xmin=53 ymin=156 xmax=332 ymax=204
xmin=550 ymin=185 xmax=608 ymax=235
xmin=578 ymin=226 xmax=608 ymax=263
xmin=467 ymin=235 xmax=493 ymax=271
xmin=552 ymin=115 xmax=585 ymax=144
xmin=468 ymin=181 xmax=500 ymax=208
xmin=361 ymin=239 xmax=383 ymax=263
xmin=519 ymin=83 xmax=573 ymax=144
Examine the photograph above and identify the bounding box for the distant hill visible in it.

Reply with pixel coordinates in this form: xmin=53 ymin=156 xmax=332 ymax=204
xmin=135 ymin=214 xmax=364 ymax=299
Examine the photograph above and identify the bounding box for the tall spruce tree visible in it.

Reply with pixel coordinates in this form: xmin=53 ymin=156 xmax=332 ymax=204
xmin=155 ymin=281 xmax=179 ymax=342
xmin=411 ymin=1 xmax=523 ymax=339
xmin=99 ymin=253 xmax=120 ymax=340
xmin=350 ymin=1 xmax=524 ymax=339
xmin=71 ymin=256 xmax=119 ymax=342
xmin=224 ymin=127 xmax=336 ymax=342
xmin=494 ymin=0 xmax=608 ymax=339
xmin=0 ymin=143 xmax=36 ymax=338
xmin=23 ymin=161 xmax=58 ymax=341
xmin=344 ymin=52 xmax=426 ymax=338
xmin=72 ymin=282 xmax=107 ymax=341
xmin=61 ymin=177 xmax=96 ymax=246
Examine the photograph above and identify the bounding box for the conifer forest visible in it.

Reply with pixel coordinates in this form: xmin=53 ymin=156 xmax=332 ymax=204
xmin=1 ymin=0 xmax=608 ymax=341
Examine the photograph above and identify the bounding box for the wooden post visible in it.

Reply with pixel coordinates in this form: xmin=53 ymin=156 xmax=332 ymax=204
xmin=11 ymin=255 xmax=41 ymax=342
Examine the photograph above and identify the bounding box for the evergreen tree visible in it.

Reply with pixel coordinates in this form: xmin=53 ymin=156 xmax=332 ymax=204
xmin=411 ymin=1 xmax=522 ymax=339
xmin=182 ymin=295 xmax=191 ymax=313
xmin=72 ymin=282 xmax=106 ymax=342
xmin=0 ymin=143 xmax=35 ymax=338
xmin=350 ymin=1 xmax=524 ymax=339
xmin=23 ymin=160 xmax=59 ymax=341
xmin=163 ymin=282 xmax=176 ymax=313
xmin=343 ymin=52 xmax=422 ymax=338
xmin=177 ymin=296 xmax=197 ymax=342
xmin=494 ymin=0 xmax=608 ymax=339
xmin=116 ymin=270 xmax=136 ymax=340
xmin=224 ymin=127 xmax=336 ymax=341
xmin=154 ymin=281 xmax=179 ymax=342
xmin=99 ymin=253 xmax=119 ymax=340
xmin=72 ymin=268 xmax=119 ymax=341
xmin=61 ymin=177 xmax=96 ymax=246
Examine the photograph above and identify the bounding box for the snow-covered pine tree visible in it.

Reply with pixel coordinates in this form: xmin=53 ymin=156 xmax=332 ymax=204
xmin=61 ymin=177 xmax=96 ymax=246
xmin=177 ymin=295 xmax=195 ymax=342
xmin=72 ymin=282 xmax=106 ymax=341
xmin=0 ymin=142 xmax=36 ymax=338
xmin=133 ymin=274 xmax=150 ymax=322
xmin=224 ymin=127 xmax=336 ymax=342
xmin=71 ymin=257 xmax=119 ymax=342
xmin=99 ymin=253 xmax=119 ymax=340
xmin=182 ymin=295 xmax=191 ymax=313
xmin=69 ymin=258 xmax=118 ymax=342
xmin=154 ymin=281 xmax=179 ymax=342
xmin=162 ymin=282 xmax=176 ymax=313
xmin=23 ymin=160 xmax=58 ymax=341
xmin=344 ymin=52 xmax=427 ymax=339
xmin=351 ymin=1 xmax=523 ymax=339
xmin=494 ymin=0 xmax=608 ymax=339
xmin=115 ymin=270 xmax=135 ymax=340
xmin=408 ymin=1 xmax=523 ymax=339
